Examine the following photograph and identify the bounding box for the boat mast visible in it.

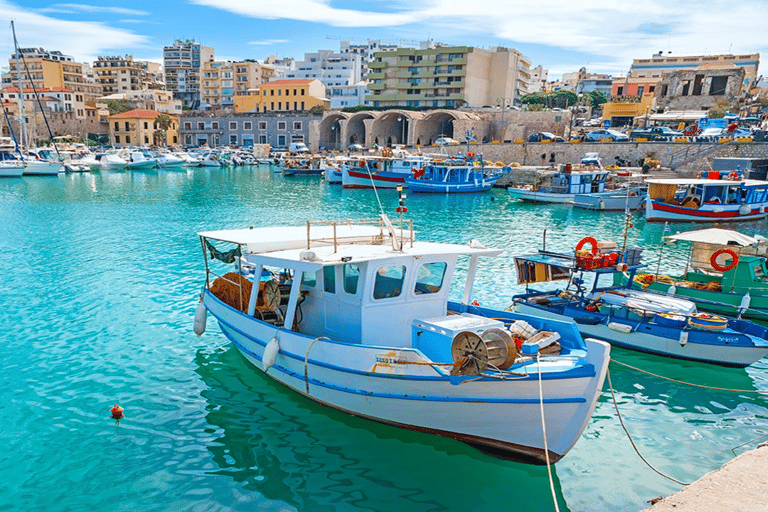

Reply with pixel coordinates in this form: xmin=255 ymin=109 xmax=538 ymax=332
xmin=11 ymin=21 xmax=27 ymax=153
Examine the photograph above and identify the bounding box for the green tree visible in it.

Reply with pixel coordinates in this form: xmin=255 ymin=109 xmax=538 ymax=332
xmin=104 ymin=99 xmax=133 ymax=115
xmin=585 ymin=90 xmax=610 ymax=108
xmin=308 ymin=105 xmax=326 ymax=115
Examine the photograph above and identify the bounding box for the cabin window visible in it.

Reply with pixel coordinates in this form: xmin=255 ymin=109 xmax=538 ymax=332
xmin=343 ymin=264 xmax=360 ymax=294
xmin=415 ymin=262 xmax=447 ymax=294
xmin=301 ymin=271 xmax=316 ymax=288
xmin=323 ymin=266 xmax=335 ymax=293
xmin=373 ymin=265 xmax=406 ymax=299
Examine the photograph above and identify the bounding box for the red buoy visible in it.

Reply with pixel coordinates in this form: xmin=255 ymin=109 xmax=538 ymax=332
xmin=111 ymin=404 xmax=124 ymax=419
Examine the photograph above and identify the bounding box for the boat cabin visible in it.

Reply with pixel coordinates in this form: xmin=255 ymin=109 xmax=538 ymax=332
xmin=199 ymin=218 xmax=503 ymax=348
xmin=550 ymin=167 xmax=609 ymax=194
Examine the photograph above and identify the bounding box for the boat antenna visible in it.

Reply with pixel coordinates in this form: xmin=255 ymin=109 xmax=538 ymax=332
xmin=17 ymin=45 xmax=60 ymax=159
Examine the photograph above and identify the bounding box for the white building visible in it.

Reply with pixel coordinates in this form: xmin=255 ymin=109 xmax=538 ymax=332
xmin=163 ymin=39 xmax=215 ymax=109
xmin=529 ymin=65 xmax=548 ymax=93
xmin=285 ymin=50 xmax=363 ymax=108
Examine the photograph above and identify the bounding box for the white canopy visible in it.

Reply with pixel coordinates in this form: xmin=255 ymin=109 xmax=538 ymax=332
xmin=666 ymin=228 xmax=760 ymax=247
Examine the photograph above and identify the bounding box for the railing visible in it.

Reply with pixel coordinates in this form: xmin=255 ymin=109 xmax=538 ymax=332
xmin=306 ymin=217 xmax=414 ymax=252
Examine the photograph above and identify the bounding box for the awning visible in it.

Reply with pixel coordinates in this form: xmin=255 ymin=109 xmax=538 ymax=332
xmin=666 ymin=228 xmax=759 ymax=246
xmin=639 ymin=111 xmax=709 ymax=122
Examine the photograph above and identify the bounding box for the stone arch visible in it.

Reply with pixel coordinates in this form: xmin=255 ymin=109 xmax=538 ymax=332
xmin=346 ymin=112 xmax=377 ymax=148
xmin=318 ymin=112 xmax=350 ymax=151
xmin=417 ymin=110 xmax=482 ymax=146
xmin=369 ymin=110 xmax=424 ymax=148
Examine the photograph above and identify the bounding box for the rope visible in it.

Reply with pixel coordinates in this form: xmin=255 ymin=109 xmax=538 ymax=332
xmin=611 ymin=359 xmax=768 ymax=394
xmin=537 ymin=353 xmax=560 ymax=512
xmin=304 ymin=337 xmax=328 ymax=394
xmin=607 ymin=369 xmax=690 ymax=486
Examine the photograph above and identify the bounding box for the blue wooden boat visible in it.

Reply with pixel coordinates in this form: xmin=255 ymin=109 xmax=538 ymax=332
xmin=510 ymin=239 xmax=768 ymax=367
xmin=404 ymin=162 xmax=504 ymax=193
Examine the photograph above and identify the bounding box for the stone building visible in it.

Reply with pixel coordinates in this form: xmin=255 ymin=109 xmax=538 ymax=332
xmin=654 ymin=65 xmax=746 ymax=111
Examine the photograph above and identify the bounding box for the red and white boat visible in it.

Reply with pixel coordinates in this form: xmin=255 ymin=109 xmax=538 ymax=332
xmin=645 ymin=176 xmax=768 ymax=223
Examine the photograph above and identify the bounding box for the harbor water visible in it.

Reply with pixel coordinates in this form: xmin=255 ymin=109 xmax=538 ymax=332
xmin=1 ymin=166 xmax=767 ymax=512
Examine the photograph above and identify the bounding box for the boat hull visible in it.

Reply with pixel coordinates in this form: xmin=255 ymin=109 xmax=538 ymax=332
xmin=645 ymin=198 xmax=768 ymax=223
xmin=0 ymin=164 xmax=24 ymax=177
xmin=22 ymin=161 xmax=63 ymax=175
xmin=404 ymin=175 xmax=500 ymax=193
xmin=573 ymin=193 xmax=645 ymax=211
xmin=342 ymin=168 xmax=407 ymax=189
xmin=514 ymin=302 xmax=768 ymax=367
xmin=204 ymin=291 xmax=610 ymax=463
xmin=508 ymin=188 xmax=576 ymax=203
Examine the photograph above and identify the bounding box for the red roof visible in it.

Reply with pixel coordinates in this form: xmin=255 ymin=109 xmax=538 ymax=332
xmin=263 ymin=79 xmax=314 ymax=87
xmin=2 ymin=86 xmax=72 ymax=93
xmin=109 ymin=109 xmax=164 ymax=119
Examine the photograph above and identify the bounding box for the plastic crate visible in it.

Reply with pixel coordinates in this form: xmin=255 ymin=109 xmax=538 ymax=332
xmin=619 ymin=248 xmax=642 ymax=266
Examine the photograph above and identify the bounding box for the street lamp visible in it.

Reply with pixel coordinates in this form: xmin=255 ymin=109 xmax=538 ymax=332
xmin=496 ymin=97 xmax=512 ymax=142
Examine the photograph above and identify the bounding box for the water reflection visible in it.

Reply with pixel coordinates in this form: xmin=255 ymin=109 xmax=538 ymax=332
xmin=195 ymin=345 xmax=571 ymax=512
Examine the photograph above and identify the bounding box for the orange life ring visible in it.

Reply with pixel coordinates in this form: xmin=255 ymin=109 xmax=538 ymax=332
xmin=727 ymin=171 xmax=739 ymax=181
xmin=467 ymin=152 xmax=476 ymax=158
xmin=710 ymin=248 xmax=739 ymax=272
xmin=696 ymin=171 xmax=705 ymax=179
xmin=413 ymin=168 xmax=425 ymax=179
xmin=575 ymin=236 xmax=599 ymax=255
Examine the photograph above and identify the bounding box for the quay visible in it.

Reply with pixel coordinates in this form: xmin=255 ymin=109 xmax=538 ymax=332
xmin=643 ymin=444 xmax=768 ymax=511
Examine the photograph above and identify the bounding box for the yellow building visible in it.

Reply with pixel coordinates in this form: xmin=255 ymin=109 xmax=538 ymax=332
xmin=5 ymin=47 xmax=100 ymax=119
xmin=233 ymin=79 xmax=328 ymax=114
xmin=601 ymin=93 xmax=655 ymax=127
xmin=109 ymin=109 xmax=178 ymax=147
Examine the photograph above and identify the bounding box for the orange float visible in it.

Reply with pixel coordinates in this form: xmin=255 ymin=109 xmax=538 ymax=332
xmin=710 ymin=248 xmax=739 ymax=272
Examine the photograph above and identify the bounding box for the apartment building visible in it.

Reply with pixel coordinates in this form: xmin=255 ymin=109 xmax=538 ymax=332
xmin=109 ymin=108 xmax=178 ymax=147
xmin=339 ymin=39 xmax=399 ymax=77
xmin=93 ymin=55 xmax=144 ymax=94
xmin=365 ymin=45 xmax=531 ymax=108
xmin=3 ymin=47 xmax=100 ymax=120
xmin=630 ymin=52 xmax=760 ymax=87
xmin=233 ymin=79 xmax=328 ymax=114
xmin=285 ymin=50 xmax=363 ymax=108
xmin=201 ymin=60 xmax=277 ymax=109
xmin=163 ymin=39 xmax=215 ymax=109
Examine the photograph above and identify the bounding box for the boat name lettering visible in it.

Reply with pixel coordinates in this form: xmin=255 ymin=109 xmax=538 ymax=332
xmin=375 ymin=354 xmax=403 ymax=364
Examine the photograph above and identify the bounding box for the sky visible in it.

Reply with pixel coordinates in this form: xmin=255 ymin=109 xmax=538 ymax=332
xmin=0 ymin=0 xmax=765 ymax=80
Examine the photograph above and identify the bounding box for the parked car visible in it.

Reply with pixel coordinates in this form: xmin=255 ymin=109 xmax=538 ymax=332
xmin=585 ymin=129 xmax=629 ymax=142
xmin=348 ymin=143 xmax=364 ymax=151
xmin=698 ymin=127 xmax=724 ymax=142
xmin=629 ymin=126 xmax=684 ymax=141
xmin=528 ymin=132 xmax=564 ymax=143
xmin=435 ymin=137 xmax=458 ymax=145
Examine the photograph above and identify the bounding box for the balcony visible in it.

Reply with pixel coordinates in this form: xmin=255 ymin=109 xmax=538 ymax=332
xmin=367 ymin=83 xmax=385 ymax=91
xmin=367 ymin=61 xmax=387 ymax=69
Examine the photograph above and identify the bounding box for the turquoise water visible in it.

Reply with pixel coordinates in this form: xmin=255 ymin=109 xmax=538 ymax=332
xmin=1 ymin=166 xmax=767 ymax=512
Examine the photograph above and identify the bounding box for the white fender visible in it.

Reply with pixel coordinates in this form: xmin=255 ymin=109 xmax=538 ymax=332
xmin=263 ymin=336 xmax=280 ymax=371
xmin=740 ymin=292 xmax=751 ymax=311
xmin=739 ymin=204 xmax=751 ymax=216
xmin=193 ymin=302 xmax=207 ymax=337
xmin=667 ymin=284 xmax=677 ymax=295
xmin=679 ymin=331 xmax=688 ymax=346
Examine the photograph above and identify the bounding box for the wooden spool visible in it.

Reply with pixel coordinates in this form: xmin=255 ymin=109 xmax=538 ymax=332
xmin=450 ymin=329 xmax=519 ymax=376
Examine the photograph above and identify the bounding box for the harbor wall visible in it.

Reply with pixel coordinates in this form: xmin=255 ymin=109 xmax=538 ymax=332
xmin=426 ymin=141 xmax=768 ymax=177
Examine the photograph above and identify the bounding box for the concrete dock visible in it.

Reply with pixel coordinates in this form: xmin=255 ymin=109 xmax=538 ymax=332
xmin=643 ymin=444 xmax=768 ymax=511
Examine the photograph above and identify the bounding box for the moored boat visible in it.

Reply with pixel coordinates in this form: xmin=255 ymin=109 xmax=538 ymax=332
xmin=511 ymin=237 xmax=768 ymax=367
xmin=619 ymin=228 xmax=768 ymax=321
xmin=404 ymin=161 xmax=504 ymax=193
xmin=644 ymin=176 xmax=768 ymax=223
xmin=507 ymin=165 xmax=612 ymax=203
xmin=196 ymin=217 xmax=610 ymax=463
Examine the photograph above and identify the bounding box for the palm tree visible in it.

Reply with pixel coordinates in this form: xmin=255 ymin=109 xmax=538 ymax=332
xmin=154 ymin=114 xmax=173 ymax=147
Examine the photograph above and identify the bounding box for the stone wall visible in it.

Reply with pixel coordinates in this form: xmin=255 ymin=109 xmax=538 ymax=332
xmin=426 ymin=141 xmax=768 ymax=176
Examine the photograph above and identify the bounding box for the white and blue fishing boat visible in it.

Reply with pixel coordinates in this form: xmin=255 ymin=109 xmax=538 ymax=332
xmin=195 ymin=217 xmax=610 ymax=463
xmin=282 ymin=155 xmax=327 ymax=177
xmin=507 ymin=165 xmax=612 ymax=204
xmin=511 ymin=238 xmax=768 ymax=367
xmin=404 ymin=161 xmax=504 ymax=193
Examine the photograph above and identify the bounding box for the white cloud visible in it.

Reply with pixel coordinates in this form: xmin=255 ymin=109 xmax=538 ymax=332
xmin=189 ymin=0 xmax=766 ymax=75
xmin=41 ymin=3 xmax=150 ymax=16
xmin=248 ymin=39 xmax=289 ymax=46
xmin=0 ymin=1 xmax=150 ymax=63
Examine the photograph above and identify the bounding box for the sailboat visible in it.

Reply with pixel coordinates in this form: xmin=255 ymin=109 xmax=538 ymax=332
xmin=10 ymin=21 xmax=62 ymax=176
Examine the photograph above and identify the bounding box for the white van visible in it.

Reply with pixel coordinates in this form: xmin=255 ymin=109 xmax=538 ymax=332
xmin=289 ymin=142 xmax=309 ymax=153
